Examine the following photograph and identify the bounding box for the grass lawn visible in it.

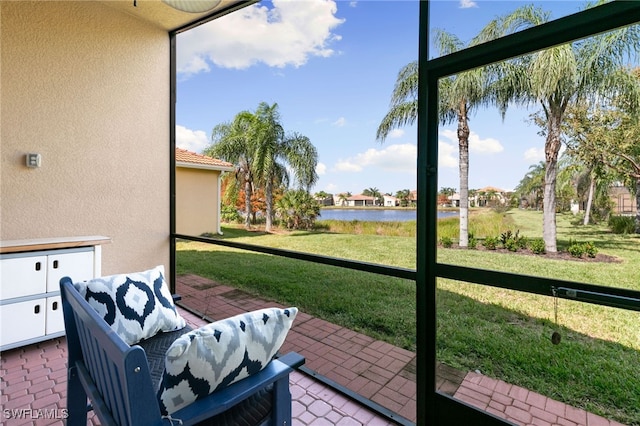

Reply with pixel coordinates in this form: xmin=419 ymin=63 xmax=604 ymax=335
xmin=177 ymin=209 xmax=640 ymax=424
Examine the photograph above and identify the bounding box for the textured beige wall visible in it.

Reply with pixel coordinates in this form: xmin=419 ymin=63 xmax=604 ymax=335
xmin=176 ymin=167 xmax=221 ymax=236
xmin=1 ymin=2 xmax=171 ymax=277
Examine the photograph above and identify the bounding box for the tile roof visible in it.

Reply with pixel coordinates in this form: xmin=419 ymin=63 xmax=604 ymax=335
xmin=176 ymin=148 xmax=234 ymax=170
xmin=477 ymin=186 xmax=507 ymax=193
xmin=347 ymin=194 xmax=377 ymax=201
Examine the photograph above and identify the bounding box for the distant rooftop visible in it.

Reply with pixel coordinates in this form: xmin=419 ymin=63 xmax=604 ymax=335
xmin=176 ymin=148 xmax=234 ymax=171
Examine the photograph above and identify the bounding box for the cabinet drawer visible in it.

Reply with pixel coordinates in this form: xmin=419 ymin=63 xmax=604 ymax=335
xmin=1 ymin=256 xmax=47 ymax=299
xmin=0 ymin=298 xmax=46 ymax=346
xmin=47 ymin=250 xmax=94 ymax=292
xmin=45 ymin=296 xmax=65 ymax=335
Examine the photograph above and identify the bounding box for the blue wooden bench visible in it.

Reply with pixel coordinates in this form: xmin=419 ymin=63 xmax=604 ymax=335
xmin=60 ymin=277 xmax=304 ymax=426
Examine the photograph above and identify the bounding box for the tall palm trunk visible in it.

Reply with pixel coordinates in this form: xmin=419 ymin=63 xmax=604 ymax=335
xmin=457 ymin=103 xmax=470 ymax=248
xmin=243 ymin=176 xmax=252 ymax=229
xmin=543 ymin=107 xmax=564 ymax=253
xmin=265 ymin=178 xmax=273 ymax=232
xmin=583 ymin=169 xmax=595 ymax=226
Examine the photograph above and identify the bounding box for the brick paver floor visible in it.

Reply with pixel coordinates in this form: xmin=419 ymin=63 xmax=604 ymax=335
xmin=0 ymin=274 xmax=628 ymax=425
xmin=0 ymin=306 xmax=394 ymax=426
xmin=175 ymin=274 xmax=629 ymax=426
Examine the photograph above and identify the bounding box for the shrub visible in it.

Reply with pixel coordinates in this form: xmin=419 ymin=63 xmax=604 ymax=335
xmin=608 ymin=215 xmax=635 ymax=234
xmin=500 ymin=230 xmax=527 ymax=252
xmin=500 ymin=230 xmax=515 ymax=245
xmin=440 ymin=236 xmax=453 ymax=248
xmin=483 ymin=236 xmax=499 ymax=250
xmin=583 ymin=241 xmax=598 ymax=258
xmin=504 ymin=238 xmax=519 ymax=252
xmin=517 ymin=236 xmax=529 ymax=250
xmin=568 ymin=242 xmax=585 ymax=258
xmin=468 ymin=232 xmax=477 ymax=249
xmin=530 ymin=238 xmax=546 ymax=254
xmin=221 ymin=204 xmax=242 ymax=223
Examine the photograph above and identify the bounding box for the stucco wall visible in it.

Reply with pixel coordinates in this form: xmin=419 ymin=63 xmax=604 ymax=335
xmin=1 ymin=2 xmax=171 ymax=277
xmin=176 ymin=167 xmax=221 ymax=236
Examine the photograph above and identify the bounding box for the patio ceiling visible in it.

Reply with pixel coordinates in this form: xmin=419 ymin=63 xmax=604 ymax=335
xmin=99 ymin=0 xmax=254 ymax=31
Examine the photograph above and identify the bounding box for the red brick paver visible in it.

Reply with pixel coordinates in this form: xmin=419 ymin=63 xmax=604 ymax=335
xmin=176 ymin=274 xmax=631 ymax=426
xmin=0 ymin=303 xmax=392 ymax=426
xmin=454 ymin=371 xmax=626 ymax=426
xmin=0 ymin=275 xmax=629 ymax=425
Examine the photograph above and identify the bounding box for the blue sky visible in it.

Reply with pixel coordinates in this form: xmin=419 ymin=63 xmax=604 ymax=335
xmin=175 ymin=0 xmax=586 ymax=196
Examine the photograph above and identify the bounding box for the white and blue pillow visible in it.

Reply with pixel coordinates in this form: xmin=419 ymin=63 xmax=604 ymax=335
xmin=74 ymin=265 xmax=186 ymax=345
xmin=157 ymin=307 xmax=298 ymax=415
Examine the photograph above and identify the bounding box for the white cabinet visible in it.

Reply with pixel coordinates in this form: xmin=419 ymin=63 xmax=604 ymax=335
xmin=0 ymin=236 xmax=109 ymax=351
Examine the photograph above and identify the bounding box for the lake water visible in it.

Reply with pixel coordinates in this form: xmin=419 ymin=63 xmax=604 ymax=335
xmin=318 ymin=209 xmax=458 ymax=222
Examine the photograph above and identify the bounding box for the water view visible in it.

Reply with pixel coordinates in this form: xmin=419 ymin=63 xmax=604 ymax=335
xmin=318 ymin=209 xmax=458 ymax=222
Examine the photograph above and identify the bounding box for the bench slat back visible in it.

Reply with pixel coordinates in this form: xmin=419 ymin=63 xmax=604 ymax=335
xmin=60 ymin=278 xmax=162 ymax=426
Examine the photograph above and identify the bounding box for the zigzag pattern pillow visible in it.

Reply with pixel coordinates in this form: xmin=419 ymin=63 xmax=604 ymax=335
xmin=74 ymin=265 xmax=186 ymax=345
xmin=157 ymin=307 xmax=298 ymax=415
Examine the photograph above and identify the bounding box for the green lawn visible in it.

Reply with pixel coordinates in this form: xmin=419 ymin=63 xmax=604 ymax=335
xmin=176 ymin=209 xmax=640 ymax=424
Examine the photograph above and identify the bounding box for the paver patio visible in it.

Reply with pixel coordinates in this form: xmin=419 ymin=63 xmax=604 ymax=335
xmin=0 ymin=273 xmax=627 ymax=425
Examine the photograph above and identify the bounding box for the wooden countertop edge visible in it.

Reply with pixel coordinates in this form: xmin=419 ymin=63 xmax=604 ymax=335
xmin=0 ymin=236 xmax=111 ymax=254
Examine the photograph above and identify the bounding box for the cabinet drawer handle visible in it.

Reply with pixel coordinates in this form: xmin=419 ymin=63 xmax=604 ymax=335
xmin=53 ymin=260 xmax=59 ymax=269
xmin=35 ymin=262 xmax=41 ymax=271
xmin=52 ymin=301 xmax=58 ymax=311
xmin=34 ymin=305 xmax=41 ymax=314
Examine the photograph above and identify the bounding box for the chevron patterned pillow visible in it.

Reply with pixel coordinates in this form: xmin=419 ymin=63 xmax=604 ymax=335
xmin=74 ymin=265 xmax=186 ymax=345
xmin=157 ymin=306 xmax=298 ymax=415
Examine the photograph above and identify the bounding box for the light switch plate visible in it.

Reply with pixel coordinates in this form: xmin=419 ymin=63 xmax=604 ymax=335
xmin=26 ymin=153 xmax=42 ymax=168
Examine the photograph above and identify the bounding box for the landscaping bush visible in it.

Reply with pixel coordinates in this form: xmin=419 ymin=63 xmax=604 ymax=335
xmin=583 ymin=241 xmax=598 ymax=258
xmin=483 ymin=236 xmax=499 ymax=250
xmin=530 ymin=238 xmax=546 ymax=254
xmin=221 ymin=204 xmax=243 ymax=223
xmin=468 ymin=232 xmax=477 ymax=249
xmin=504 ymin=238 xmax=519 ymax=252
xmin=500 ymin=230 xmax=527 ymax=252
xmin=608 ymin=215 xmax=635 ymax=234
xmin=440 ymin=236 xmax=453 ymax=248
xmin=568 ymin=241 xmax=586 ymax=258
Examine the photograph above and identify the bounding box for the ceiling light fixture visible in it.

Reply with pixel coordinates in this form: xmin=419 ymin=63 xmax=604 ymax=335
xmin=161 ymin=0 xmax=223 ymax=13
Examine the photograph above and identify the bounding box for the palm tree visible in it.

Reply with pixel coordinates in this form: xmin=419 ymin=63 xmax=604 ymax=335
xmin=564 ymin=68 xmax=640 ymax=231
xmin=482 ymin=4 xmax=640 ymax=251
xmin=250 ymin=102 xmax=318 ymax=232
xmin=276 ymin=189 xmax=320 ymax=230
xmin=516 ymin=161 xmax=545 ymax=210
xmin=206 ymin=112 xmax=256 ymax=229
xmin=362 ymin=187 xmax=382 ymax=206
xmin=377 ymin=30 xmax=493 ymax=247
xmin=395 ymin=189 xmax=411 ymax=207
xmin=209 ymin=102 xmax=318 ymax=232
xmin=337 ymin=192 xmax=351 ymax=206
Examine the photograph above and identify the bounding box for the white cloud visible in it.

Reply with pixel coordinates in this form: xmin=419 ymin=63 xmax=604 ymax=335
xmin=324 ymin=183 xmax=338 ymax=192
xmin=524 ymin=147 xmax=544 ymax=161
xmin=316 ymin=162 xmax=327 ymax=175
xmin=332 ymin=117 xmax=347 ymax=127
xmin=332 ymin=144 xmax=416 ymax=173
xmin=439 ymin=129 xmax=504 ymax=154
xmin=177 ymin=0 xmax=345 ymax=76
xmin=349 ymin=1 xmax=357 ymax=7
xmin=438 ymin=141 xmax=458 ymax=168
xmin=388 ymin=129 xmax=405 ymax=139
xmin=469 ymin=133 xmax=503 ymax=154
xmin=334 ymin=160 xmax=363 ymax=172
xmin=459 ymin=0 xmax=478 ymax=9
xmin=176 ymin=125 xmax=209 ymax=153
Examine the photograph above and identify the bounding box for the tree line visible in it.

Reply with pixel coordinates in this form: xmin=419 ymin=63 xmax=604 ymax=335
xmin=377 ymin=2 xmax=640 ymax=251
xmin=206 ymin=3 xmax=639 ymax=238
xmin=205 ymin=102 xmax=319 ymax=231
